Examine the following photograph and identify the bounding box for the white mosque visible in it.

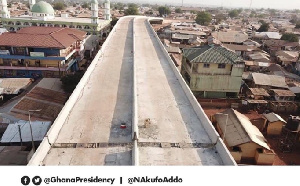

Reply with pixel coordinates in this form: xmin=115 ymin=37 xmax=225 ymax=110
xmin=0 ymin=0 xmax=111 ymax=35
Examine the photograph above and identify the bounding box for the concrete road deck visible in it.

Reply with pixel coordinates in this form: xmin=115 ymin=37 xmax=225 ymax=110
xmin=42 ymin=17 xmax=134 ymax=165
xmin=30 ymin=16 xmax=234 ymax=166
xmin=134 ymin=17 xmax=223 ymax=165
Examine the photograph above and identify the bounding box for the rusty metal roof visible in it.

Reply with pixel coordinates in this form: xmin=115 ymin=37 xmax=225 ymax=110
xmin=214 ymin=109 xmax=270 ymax=150
xmin=263 ymin=112 xmax=286 ymax=123
xmin=251 ymin=73 xmax=288 ymax=89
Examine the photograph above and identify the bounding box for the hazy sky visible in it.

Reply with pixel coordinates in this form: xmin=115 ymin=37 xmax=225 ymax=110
xmin=112 ymin=0 xmax=300 ymax=10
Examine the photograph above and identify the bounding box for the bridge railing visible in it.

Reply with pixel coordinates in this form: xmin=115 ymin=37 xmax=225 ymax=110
xmin=146 ymin=17 xmax=236 ymax=166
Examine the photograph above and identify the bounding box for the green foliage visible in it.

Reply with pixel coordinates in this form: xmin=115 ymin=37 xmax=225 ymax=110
xmin=250 ymin=10 xmax=256 ymax=18
xmin=175 ymin=8 xmax=182 ymax=14
xmin=145 ymin=10 xmax=153 ymax=15
xmin=111 ymin=17 xmax=118 ymax=27
xmin=281 ymin=33 xmax=299 ymax=42
xmin=61 ymin=71 xmax=85 ymax=93
xmin=53 ymin=2 xmax=65 ymax=10
xmin=158 ymin=6 xmax=171 ymax=16
xmin=215 ymin=14 xmax=226 ymax=24
xmin=190 ymin=10 xmax=197 ymax=14
xmin=124 ymin=4 xmax=139 ymax=15
xmin=257 ymin=22 xmax=269 ymax=32
xmin=81 ymin=2 xmax=89 ymax=9
xmin=295 ymin=23 xmax=300 ymax=29
xmin=195 ymin=11 xmax=212 ymax=26
xmin=268 ymin=9 xmax=276 ymax=16
xmin=114 ymin=2 xmax=125 ymax=10
xmin=229 ymin=9 xmax=239 ymax=18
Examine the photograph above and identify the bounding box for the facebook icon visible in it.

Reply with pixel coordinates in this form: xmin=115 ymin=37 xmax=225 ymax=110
xmin=21 ymin=176 xmax=30 ymax=185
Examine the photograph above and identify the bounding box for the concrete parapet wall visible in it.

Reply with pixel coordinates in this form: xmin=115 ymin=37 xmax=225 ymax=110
xmin=146 ymin=17 xmax=236 ymax=165
xmin=132 ymin=17 xmax=139 ymax=166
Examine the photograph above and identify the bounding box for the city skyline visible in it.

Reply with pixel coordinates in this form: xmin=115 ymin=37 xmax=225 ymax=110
xmin=111 ymin=0 xmax=300 ymax=10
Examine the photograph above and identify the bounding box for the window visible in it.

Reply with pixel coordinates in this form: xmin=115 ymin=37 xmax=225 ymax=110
xmin=218 ymin=64 xmax=226 ymax=69
xmin=203 ymin=63 xmax=210 ymax=68
xmin=14 ymin=47 xmax=26 ymax=55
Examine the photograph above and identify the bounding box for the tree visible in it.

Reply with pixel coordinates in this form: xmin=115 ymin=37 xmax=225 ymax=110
xmin=295 ymin=23 xmax=300 ymax=29
xmin=257 ymin=22 xmax=269 ymax=32
xmin=175 ymin=8 xmax=182 ymax=13
xmin=215 ymin=14 xmax=226 ymax=24
xmin=158 ymin=6 xmax=171 ymax=17
xmin=81 ymin=2 xmax=89 ymax=9
xmin=61 ymin=71 xmax=85 ymax=93
xmin=250 ymin=10 xmax=256 ymax=18
xmin=229 ymin=9 xmax=239 ymax=18
xmin=124 ymin=4 xmax=139 ymax=15
xmin=53 ymin=2 xmax=65 ymax=10
xmin=110 ymin=17 xmax=118 ymax=27
xmin=195 ymin=11 xmax=212 ymax=26
xmin=190 ymin=10 xmax=197 ymax=14
xmin=268 ymin=9 xmax=276 ymax=16
xmin=281 ymin=33 xmax=299 ymax=42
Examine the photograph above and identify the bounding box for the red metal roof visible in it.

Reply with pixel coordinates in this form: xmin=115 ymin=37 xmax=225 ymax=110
xmin=0 ymin=27 xmax=86 ymax=49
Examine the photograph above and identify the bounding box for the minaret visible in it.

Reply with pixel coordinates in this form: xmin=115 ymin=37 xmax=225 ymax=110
xmin=0 ymin=0 xmax=10 ymax=18
xmin=104 ymin=0 xmax=110 ymax=20
xmin=91 ymin=0 xmax=98 ymax=24
xmin=29 ymin=0 xmax=36 ymax=10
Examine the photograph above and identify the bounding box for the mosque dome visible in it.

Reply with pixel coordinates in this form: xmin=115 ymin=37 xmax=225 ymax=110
xmin=31 ymin=1 xmax=55 ymax=14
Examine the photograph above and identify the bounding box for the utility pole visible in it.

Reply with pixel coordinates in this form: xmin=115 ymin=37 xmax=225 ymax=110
xmin=28 ymin=109 xmax=42 ymax=152
xmin=18 ymin=125 xmax=22 ymax=148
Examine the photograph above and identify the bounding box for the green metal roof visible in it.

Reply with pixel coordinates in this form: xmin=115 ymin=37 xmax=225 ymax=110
xmin=182 ymin=45 xmax=242 ymax=64
xmin=31 ymin=1 xmax=55 ymax=14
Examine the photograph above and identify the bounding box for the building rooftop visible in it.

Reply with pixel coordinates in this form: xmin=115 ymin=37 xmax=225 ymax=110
xmin=0 ymin=78 xmax=32 ymax=95
xmin=249 ymin=88 xmax=270 ymax=97
xmin=214 ymin=109 xmax=270 ymax=150
xmin=254 ymin=32 xmax=282 ymax=40
xmin=251 ymin=73 xmax=288 ymax=89
xmin=263 ymin=112 xmax=286 ymax=123
xmin=271 ymin=89 xmax=296 ymax=97
xmin=31 ymin=1 xmax=54 ymax=14
xmin=5 ymin=78 xmax=69 ymax=121
xmin=1 ymin=121 xmax=51 ymax=143
xmin=183 ymin=45 xmax=242 ymax=64
xmin=211 ymin=31 xmax=248 ymax=43
xmin=223 ymin=44 xmax=260 ymax=52
xmin=0 ymin=27 xmax=86 ymax=49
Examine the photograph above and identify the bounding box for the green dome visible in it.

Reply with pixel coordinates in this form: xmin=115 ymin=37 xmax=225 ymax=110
xmin=31 ymin=1 xmax=55 ymax=14
xmin=91 ymin=0 xmax=98 ymax=4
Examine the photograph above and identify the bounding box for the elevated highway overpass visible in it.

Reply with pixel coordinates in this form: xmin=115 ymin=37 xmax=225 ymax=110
xmin=28 ymin=16 xmax=236 ymax=166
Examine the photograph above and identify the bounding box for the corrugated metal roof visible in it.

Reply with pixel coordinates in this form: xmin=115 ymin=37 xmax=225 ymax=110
xmin=263 ymin=113 xmax=286 ymax=123
xmin=251 ymin=73 xmax=287 ymax=88
xmin=0 ymin=78 xmax=32 ymax=95
xmin=272 ymin=89 xmax=296 ymax=97
xmin=212 ymin=31 xmax=248 ymax=43
xmin=0 ymin=121 xmax=51 ymax=143
xmin=249 ymin=88 xmax=270 ymax=97
xmin=289 ymin=86 xmax=300 ymax=94
xmin=182 ymin=45 xmax=242 ymax=64
xmin=215 ymin=109 xmax=270 ymax=150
